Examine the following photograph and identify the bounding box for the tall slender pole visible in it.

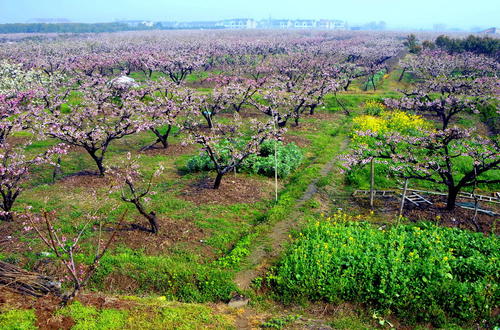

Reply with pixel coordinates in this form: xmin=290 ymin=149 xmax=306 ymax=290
xmin=274 ymin=117 xmax=278 ymax=202
xmin=370 ymin=158 xmax=375 ymax=208
xmin=399 ymin=178 xmax=409 ymax=220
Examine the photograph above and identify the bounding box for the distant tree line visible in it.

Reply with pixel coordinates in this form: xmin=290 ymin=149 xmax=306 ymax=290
xmin=431 ymin=35 xmax=499 ymax=59
xmin=401 ymin=34 xmax=499 ymax=60
xmin=0 ymin=22 xmax=162 ymax=34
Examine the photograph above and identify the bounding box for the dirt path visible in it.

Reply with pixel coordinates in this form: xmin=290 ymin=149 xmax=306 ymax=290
xmin=234 ymin=140 xmax=346 ymax=290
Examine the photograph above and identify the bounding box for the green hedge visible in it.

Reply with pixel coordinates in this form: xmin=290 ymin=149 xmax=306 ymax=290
xmin=270 ymin=214 xmax=499 ymax=326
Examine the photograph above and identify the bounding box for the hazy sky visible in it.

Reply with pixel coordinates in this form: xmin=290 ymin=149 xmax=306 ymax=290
xmin=1 ymin=0 xmax=499 ymax=29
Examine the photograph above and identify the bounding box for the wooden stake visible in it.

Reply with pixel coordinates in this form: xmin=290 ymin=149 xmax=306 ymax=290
xmin=399 ymin=178 xmax=409 ymax=219
xmin=370 ymin=158 xmax=375 ymax=208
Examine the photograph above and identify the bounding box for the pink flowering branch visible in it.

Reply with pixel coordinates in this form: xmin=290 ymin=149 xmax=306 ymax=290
xmin=109 ymin=153 xmax=163 ymax=233
xmin=24 ymin=210 xmax=125 ymax=304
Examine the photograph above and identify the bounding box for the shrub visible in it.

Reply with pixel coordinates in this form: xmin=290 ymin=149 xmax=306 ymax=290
xmin=270 ymin=212 xmax=499 ymax=326
xmin=186 ymin=140 xmax=303 ymax=179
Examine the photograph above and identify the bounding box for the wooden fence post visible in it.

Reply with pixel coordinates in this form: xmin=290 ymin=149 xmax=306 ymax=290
xmin=399 ymin=179 xmax=409 ymax=219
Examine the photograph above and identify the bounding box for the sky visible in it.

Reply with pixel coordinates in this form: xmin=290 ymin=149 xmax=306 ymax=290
xmin=0 ymin=0 xmax=499 ymax=30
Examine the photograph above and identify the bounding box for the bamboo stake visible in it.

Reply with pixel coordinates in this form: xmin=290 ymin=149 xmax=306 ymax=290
xmin=370 ymin=158 xmax=375 ymax=208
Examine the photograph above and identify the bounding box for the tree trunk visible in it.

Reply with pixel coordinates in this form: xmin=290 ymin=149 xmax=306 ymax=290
xmin=52 ymin=156 xmax=62 ymax=183
xmin=371 ymin=76 xmax=377 ymax=91
xmin=95 ymin=158 xmax=105 ymax=176
xmin=87 ymin=150 xmax=105 ymax=176
xmin=152 ymin=125 xmax=172 ymax=149
xmin=398 ymin=68 xmax=407 ymax=82
xmin=146 ymin=212 xmax=159 ymax=234
xmin=446 ymin=188 xmax=459 ymax=211
xmin=0 ymin=212 xmax=13 ymax=222
xmin=62 ymin=283 xmax=82 ymax=305
xmin=344 ymin=80 xmax=351 ymax=91
xmin=294 ymin=116 xmax=300 ymax=127
xmin=203 ymin=112 xmax=213 ymax=129
xmin=309 ymin=105 xmax=317 ymax=115
xmin=1 ymin=197 xmax=14 ymax=221
xmin=213 ymin=172 xmax=224 ymax=189
xmin=132 ymin=200 xmax=159 ymax=234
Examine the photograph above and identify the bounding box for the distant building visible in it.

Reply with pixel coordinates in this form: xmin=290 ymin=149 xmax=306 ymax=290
xmin=217 ymin=19 xmax=256 ymax=29
xmin=293 ymin=19 xmax=317 ymax=29
xmin=265 ymin=19 xmax=293 ymax=29
xmin=119 ymin=20 xmax=155 ymax=27
xmin=317 ymin=19 xmax=347 ymax=30
xmin=122 ymin=18 xmax=347 ymax=31
xmin=168 ymin=21 xmax=219 ymax=29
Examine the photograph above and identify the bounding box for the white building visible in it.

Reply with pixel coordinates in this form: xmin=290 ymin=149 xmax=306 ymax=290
xmin=266 ymin=19 xmax=293 ymax=29
xmin=316 ymin=20 xmax=347 ymax=30
xmin=293 ymin=20 xmax=317 ymax=29
xmin=217 ymin=19 xmax=256 ymax=29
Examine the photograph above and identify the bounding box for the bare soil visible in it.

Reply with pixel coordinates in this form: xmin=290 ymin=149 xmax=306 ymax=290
xmin=114 ymin=215 xmax=206 ymax=255
xmin=353 ymin=194 xmax=499 ymax=235
xmin=180 ymin=175 xmax=274 ymax=206
xmin=139 ymin=142 xmax=197 ymax=156
xmin=58 ymin=171 xmax=113 ymax=189
xmin=282 ymin=135 xmax=311 ymax=148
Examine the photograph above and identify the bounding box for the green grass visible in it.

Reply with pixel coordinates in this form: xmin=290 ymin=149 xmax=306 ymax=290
xmin=0 ymin=309 xmax=37 ymax=330
xmin=58 ymin=298 xmax=234 ymax=329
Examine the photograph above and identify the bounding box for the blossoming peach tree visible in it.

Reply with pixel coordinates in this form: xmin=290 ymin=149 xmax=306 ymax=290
xmin=0 ymin=143 xmax=67 ymax=221
xmin=109 ymin=153 xmax=164 ymax=234
xmin=344 ymin=126 xmax=499 ymax=210
xmin=37 ymin=76 xmax=151 ymax=176
xmin=183 ymin=114 xmax=283 ymax=189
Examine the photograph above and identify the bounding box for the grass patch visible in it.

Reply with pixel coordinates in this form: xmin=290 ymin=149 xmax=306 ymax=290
xmin=0 ymin=309 xmax=37 ymax=330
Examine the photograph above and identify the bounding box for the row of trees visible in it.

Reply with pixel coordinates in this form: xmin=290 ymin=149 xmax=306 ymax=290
xmin=1 ymin=43 xmax=355 ymax=223
xmin=0 ymin=22 xmax=159 ymax=34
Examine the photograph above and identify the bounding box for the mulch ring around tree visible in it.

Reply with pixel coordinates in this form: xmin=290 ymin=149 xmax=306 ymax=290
xmin=139 ymin=142 xmax=198 ymax=156
xmin=180 ymin=175 xmax=274 ymax=205
xmin=113 ymin=215 xmax=206 ymax=255
xmin=402 ymin=197 xmax=499 ymax=235
xmin=282 ymin=134 xmax=311 ymax=148
xmin=218 ymin=107 xmax=269 ymax=120
xmin=57 ymin=171 xmax=113 ymax=189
